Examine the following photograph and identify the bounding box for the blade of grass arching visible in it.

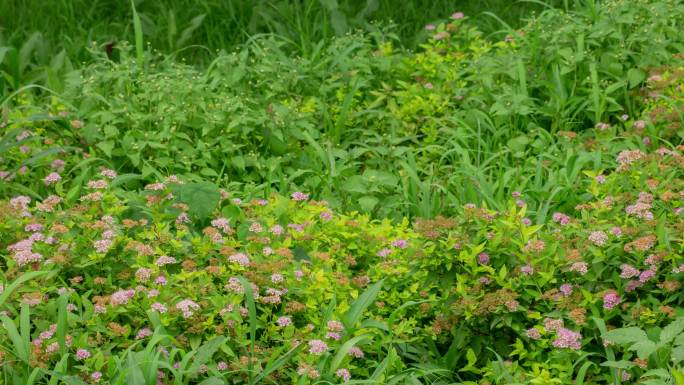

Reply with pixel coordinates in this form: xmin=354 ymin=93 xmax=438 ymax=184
xmin=589 ymin=61 xmax=601 ymax=123
xmin=333 ymin=78 xmax=360 ymax=144
xmin=575 ymin=361 xmax=595 ymax=385
xmin=47 ymin=353 xmax=69 ymax=385
xmin=593 ymin=317 xmax=621 ymax=385
xmin=20 ymin=303 xmax=30 ymax=353
xmin=56 ymin=294 xmax=68 ymax=355
xmin=26 ymin=367 xmax=42 ymax=385
xmin=0 ymin=314 xmax=28 ymax=363
xmin=343 ymin=279 xmax=383 ymax=330
xmin=330 ymin=335 xmax=370 ymax=373
xmin=0 ymin=271 xmax=49 ymax=309
xmin=130 ymin=0 xmax=144 ymax=71
xmin=238 ymin=276 xmax=257 ymax=384
xmin=254 ymin=343 xmax=304 ymax=384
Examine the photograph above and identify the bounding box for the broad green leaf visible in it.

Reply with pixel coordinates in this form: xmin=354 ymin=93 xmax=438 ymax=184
xmin=603 ymin=327 xmax=648 ymax=344
xmin=179 ymin=181 xmax=220 ymax=219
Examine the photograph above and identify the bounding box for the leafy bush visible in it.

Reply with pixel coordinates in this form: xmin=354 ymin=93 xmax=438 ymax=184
xmin=1 ymin=104 xmax=683 ymax=383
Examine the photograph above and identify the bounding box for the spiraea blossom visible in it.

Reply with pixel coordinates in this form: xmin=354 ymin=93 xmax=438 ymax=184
xmin=176 ymin=299 xmax=200 ymax=318
xmin=291 ymin=191 xmax=309 ymax=201
xmin=228 ymin=253 xmax=250 ymax=266
xmin=552 ymin=328 xmax=582 ymax=350
xmin=603 ymin=291 xmax=621 ymax=309
xmin=308 ymin=339 xmax=328 ymax=355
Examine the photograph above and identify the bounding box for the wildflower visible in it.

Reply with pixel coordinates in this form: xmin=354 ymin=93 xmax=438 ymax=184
xmin=326 ymin=331 xmax=341 ymax=340
xmin=135 ymin=268 xmax=152 ymax=282
xmin=249 ymin=222 xmax=263 ymax=233
xmin=43 ymin=172 xmax=61 ymax=185
xmin=638 ymin=269 xmax=656 ymax=283
xmin=451 ymin=11 xmax=464 ymax=19
xmin=270 ymin=225 xmax=284 ymax=235
xmin=291 ymin=191 xmax=309 ymax=201
xmin=94 ymin=239 xmax=113 ymax=253
xmin=271 ymin=273 xmax=284 ymax=284
xmin=425 ymin=24 xmax=436 ymax=31
xmin=75 ymin=349 xmax=91 ymax=361
xmin=320 ymin=210 xmax=333 ymax=221
xmin=516 ymin=199 xmax=525 ymax=208
xmin=559 ymin=284 xmax=573 ymax=296
xmin=308 ymin=339 xmax=328 ymax=355
xmin=277 ymin=316 xmax=292 ymax=327
xmin=151 ymin=303 xmax=167 ymax=313
xmin=294 ymin=270 xmax=304 ymax=280
xmin=110 ymin=289 xmax=136 ymax=306
xmin=595 ymin=122 xmax=610 ymax=131
xmin=155 ymin=276 xmax=167 ymax=286
xmin=176 ymin=299 xmax=200 ymax=318
xmin=87 ymin=179 xmax=108 ymax=189
xmin=211 ymin=218 xmax=231 ymax=233
xmin=327 ymin=320 xmax=344 ymax=332
xmin=543 ymin=318 xmax=564 ymax=332
xmin=569 ymin=262 xmax=588 ymax=275
xmin=136 ymin=328 xmax=153 ymax=339
xmin=478 ymin=277 xmax=492 ymax=285
xmin=526 ymin=328 xmax=541 ymax=340
xmin=155 ymin=255 xmax=177 ymax=266
xmin=336 ymin=368 xmax=351 ymax=382
xmin=596 ymin=175 xmax=606 ymax=184
xmin=521 ymin=217 xmax=532 ymax=226
xmin=477 ymin=252 xmax=490 ymax=265
xmin=511 ymin=191 xmax=521 ymax=197
xmin=217 ymin=362 xmax=228 ymax=371
xmin=147 ymin=289 xmax=160 ymax=298
xmin=603 ymin=291 xmax=621 ymax=310
xmin=520 ymin=265 xmax=534 ymax=276
xmin=391 ymin=239 xmax=408 ymax=249
xmin=611 ymin=227 xmax=622 ymax=237
xmin=175 ymin=212 xmax=190 ymax=224
xmin=228 ymin=253 xmax=250 ymax=266
xmin=552 ymin=328 xmax=582 ymax=350
xmin=348 ymin=346 xmax=364 ymax=358
xmin=377 ymin=248 xmax=393 ymax=257
xmin=633 ymin=120 xmax=646 ymax=129
xmin=100 ymin=168 xmax=117 ymax=179
xmin=620 ymin=264 xmax=640 ymax=279
xmin=91 ymin=372 xmax=102 ymax=383
xmin=588 ymin=231 xmax=608 ymax=246
xmin=620 ymin=114 xmax=629 ymax=121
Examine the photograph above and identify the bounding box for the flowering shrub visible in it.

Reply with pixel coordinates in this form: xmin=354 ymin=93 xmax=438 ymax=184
xmin=1 ymin=115 xmax=684 ymax=383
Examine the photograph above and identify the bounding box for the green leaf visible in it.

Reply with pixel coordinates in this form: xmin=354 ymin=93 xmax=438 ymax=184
xmin=1 ymin=314 xmax=28 ymax=363
xmin=0 ymin=271 xmax=50 ymax=309
xmin=630 ymin=340 xmax=657 ymax=359
xmin=188 ymin=336 xmax=225 ymax=374
xmin=330 ymin=335 xmax=369 ymax=372
xmin=626 ymin=68 xmax=645 ymax=88
xmin=672 ymin=346 xmax=684 ymax=363
xmin=600 ymin=360 xmax=635 ymax=369
xmin=179 ymin=181 xmax=220 ymax=220
xmin=343 ymin=279 xmax=383 ymax=329
xmin=97 ymin=140 xmax=115 ymax=157
xmin=358 ymin=195 xmax=379 ymax=212
xmin=660 ymin=318 xmax=684 ymax=345
xmin=603 ymin=327 xmax=648 ymax=345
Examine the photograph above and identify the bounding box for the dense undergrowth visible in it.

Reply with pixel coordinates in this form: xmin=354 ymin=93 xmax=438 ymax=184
xmin=1 ymin=0 xmax=684 ymax=384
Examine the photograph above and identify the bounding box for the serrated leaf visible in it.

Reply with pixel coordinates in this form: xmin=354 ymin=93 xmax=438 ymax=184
xmin=630 ymin=340 xmax=657 ymax=359
xmin=660 ymin=318 xmax=684 ymax=345
xmin=603 ymin=327 xmax=647 ymax=344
